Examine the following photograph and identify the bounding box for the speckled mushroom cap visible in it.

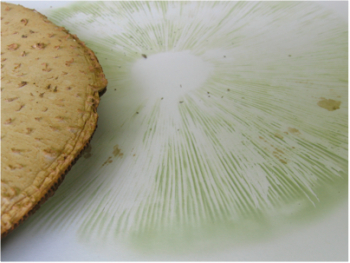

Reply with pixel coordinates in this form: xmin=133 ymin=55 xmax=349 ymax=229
xmin=1 ymin=2 xmax=107 ymax=238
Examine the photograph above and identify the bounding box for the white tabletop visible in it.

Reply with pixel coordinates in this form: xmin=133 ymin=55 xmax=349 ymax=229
xmin=2 ymin=1 xmax=348 ymax=261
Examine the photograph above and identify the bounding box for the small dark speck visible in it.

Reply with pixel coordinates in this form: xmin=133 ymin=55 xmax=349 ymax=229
xmin=221 ymin=96 xmax=224 ymax=98
xmin=223 ymin=55 xmax=226 ymax=58
xmin=161 ymin=97 xmax=164 ymax=100
xmin=179 ymin=101 xmax=184 ymax=103
xmin=180 ymin=84 xmax=182 ymax=88
xmin=288 ymin=54 xmax=291 ymax=57
xmin=50 ymin=6 xmax=52 ymax=8
xmin=114 ymin=89 xmax=116 ymax=91
xmin=136 ymin=112 xmax=139 ymax=114
xmin=142 ymin=54 xmax=147 ymax=59
xmin=207 ymin=91 xmax=210 ymax=94
xmin=227 ymin=89 xmax=230 ymax=91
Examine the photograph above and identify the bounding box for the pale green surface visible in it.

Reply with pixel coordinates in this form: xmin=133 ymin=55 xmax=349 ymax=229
xmin=1 ymin=1 xmax=348 ymax=260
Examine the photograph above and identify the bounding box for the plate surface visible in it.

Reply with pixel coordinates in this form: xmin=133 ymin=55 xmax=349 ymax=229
xmin=1 ymin=1 xmax=348 ymax=261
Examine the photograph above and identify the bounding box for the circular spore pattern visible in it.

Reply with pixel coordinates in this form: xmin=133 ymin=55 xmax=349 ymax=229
xmin=27 ymin=1 xmax=347 ymax=244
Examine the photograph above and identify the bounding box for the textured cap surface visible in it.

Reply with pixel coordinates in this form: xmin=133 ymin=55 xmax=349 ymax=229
xmin=1 ymin=2 xmax=107 ymax=238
